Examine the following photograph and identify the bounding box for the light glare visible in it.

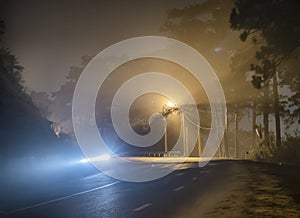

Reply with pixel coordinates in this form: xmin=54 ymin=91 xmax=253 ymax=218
xmin=167 ymin=101 xmax=175 ymax=107
xmin=80 ymin=158 xmax=88 ymax=163
xmin=95 ymin=154 xmax=111 ymax=161
xmin=79 ymin=154 xmax=111 ymax=164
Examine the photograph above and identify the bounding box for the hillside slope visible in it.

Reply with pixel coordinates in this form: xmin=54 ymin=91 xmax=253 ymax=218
xmin=0 ymin=73 xmax=60 ymax=158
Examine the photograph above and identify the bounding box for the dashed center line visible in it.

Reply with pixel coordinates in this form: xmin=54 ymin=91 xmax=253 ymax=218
xmin=80 ymin=173 xmax=103 ymax=180
xmin=176 ymin=172 xmax=184 ymax=176
xmin=133 ymin=203 xmax=152 ymax=212
xmin=7 ymin=181 xmax=120 ymax=215
xmin=174 ymin=186 xmax=184 ymax=191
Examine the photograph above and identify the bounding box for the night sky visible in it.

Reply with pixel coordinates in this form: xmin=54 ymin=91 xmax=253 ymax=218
xmin=1 ymin=0 xmax=201 ymax=92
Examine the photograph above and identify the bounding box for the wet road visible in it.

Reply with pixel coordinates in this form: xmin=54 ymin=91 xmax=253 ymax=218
xmin=1 ymin=160 xmax=300 ymax=218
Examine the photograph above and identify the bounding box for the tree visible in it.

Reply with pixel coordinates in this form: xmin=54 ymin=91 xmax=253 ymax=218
xmin=30 ymin=56 xmax=88 ymax=136
xmin=162 ymin=0 xmax=258 ymax=157
xmin=230 ymin=0 xmax=300 ymax=148
xmin=279 ymin=54 xmax=300 ymax=127
xmin=30 ymin=91 xmax=52 ymax=117
xmin=47 ymin=58 xmax=90 ymax=135
xmin=0 ymin=20 xmax=25 ymax=95
xmin=0 ymin=20 xmax=60 ymax=156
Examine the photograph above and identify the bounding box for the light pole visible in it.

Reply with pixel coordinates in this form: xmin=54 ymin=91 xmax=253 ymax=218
xmin=161 ymin=102 xmax=215 ymax=158
xmin=161 ymin=101 xmax=178 ymax=156
xmin=162 ymin=102 xmax=196 ymax=157
xmin=197 ymin=126 xmax=202 ymax=157
xmin=181 ymin=113 xmax=186 ymax=156
xmin=164 ymin=124 xmax=168 ymax=155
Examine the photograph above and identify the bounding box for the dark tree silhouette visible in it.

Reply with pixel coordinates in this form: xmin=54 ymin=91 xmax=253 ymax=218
xmin=0 ymin=20 xmax=25 ymax=95
xmin=0 ymin=20 xmax=61 ymax=157
xmin=162 ymin=0 xmax=260 ymax=158
xmin=230 ymin=0 xmax=300 ymax=148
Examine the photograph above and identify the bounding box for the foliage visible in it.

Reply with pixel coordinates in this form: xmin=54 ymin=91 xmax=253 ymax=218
xmin=162 ymin=1 xmax=265 ymax=107
xmin=30 ymin=56 xmax=92 ymax=135
xmin=248 ymin=132 xmax=300 ymax=165
xmin=0 ymin=20 xmax=29 ymax=101
xmin=0 ymin=48 xmax=24 ymax=90
xmin=161 ymin=1 xmax=265 ymax=157
xmin=230 ymin=0 xmax=300 ymax=125
xmin=272 ymin=133 xmax=300 ymax=164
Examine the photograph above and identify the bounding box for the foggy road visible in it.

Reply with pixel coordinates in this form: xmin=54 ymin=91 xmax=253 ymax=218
xmin=2 ymin=0 xmax=300 ymax=217
xmin=2 ymin=160 xmax=300 ymax=218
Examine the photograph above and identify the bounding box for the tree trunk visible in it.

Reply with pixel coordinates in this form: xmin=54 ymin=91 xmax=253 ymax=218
xmin=263 ymin=84 xmax=269 ymax=146
xmin=197 ymin=127 xmax=202 ymax=157
xmin=273 ymin=72 xmax=281 ymax=148
xmin=223 ymin=107 xmax=229 ymax=158
xmin=252 ymin=101 xmax=257 ymax=149
xmin=234 ymin=104 xmax=239 ymax=158
xmin=164 ymin=125 xmax=168 ymax=154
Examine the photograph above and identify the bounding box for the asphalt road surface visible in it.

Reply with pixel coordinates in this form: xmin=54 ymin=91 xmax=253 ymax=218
xmin=1 ymin=160 xmax=300 ymax=218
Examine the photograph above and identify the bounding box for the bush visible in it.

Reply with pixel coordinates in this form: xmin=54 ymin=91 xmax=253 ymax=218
xmin=272 ymin=133 xmax=300 ymax=165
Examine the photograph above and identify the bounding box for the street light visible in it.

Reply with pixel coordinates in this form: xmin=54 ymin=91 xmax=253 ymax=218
xmin=166 ymin=101 xmax=175 ymax=107
xmin=161 ymin=101 xmax=178 ymax=156
xmin=162 ymin=103 xmax=205 ymax=157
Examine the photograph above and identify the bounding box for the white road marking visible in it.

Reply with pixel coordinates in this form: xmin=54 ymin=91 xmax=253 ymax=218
xmin=7 ymin=181 xmax=120 ymax=214
xmin=192 ymin=176 xmax=197 ymax=180
xmin=80 ymin=173 xmax=103 ymax=180
xmin=133 ymin=203 xmax=152 ymax=212
xmin=174 ymin=186 xmax=184 ymax=191
xmin=176 ymin=172 xmax=184 ymax=176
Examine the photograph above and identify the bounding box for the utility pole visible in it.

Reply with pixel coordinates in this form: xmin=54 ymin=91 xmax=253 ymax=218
xmin=273 ymin=72 xmax=281 ymax=148
xmin=164 ymin=125 xmax=168 ymax=155
xmin=197 ymin=127 xmax=202 ymax=157
xmin=263 ymin=83 xmax=270 ymax=146
xmin=252 ymin=101 xmax=257 ymax=150
xmin=223 ymin=107 xmax=229 ymax=158
xmin=234 ymin=104 xmax=239 ymax=158
xmin=185 ymin=125 xmax=189 ymax=156
xmin=181 ymin=114 xmax=186 ymax=156
xmin=218 ymin=145 xmax=222 ymax=158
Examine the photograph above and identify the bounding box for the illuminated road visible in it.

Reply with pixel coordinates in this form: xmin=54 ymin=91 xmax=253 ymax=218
xmin=1 ymin=160 xmax=300 ymax=218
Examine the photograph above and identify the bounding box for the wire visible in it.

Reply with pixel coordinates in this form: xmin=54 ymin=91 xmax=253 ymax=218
xmin=183 ymin=113 xmax=212 ymax=130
